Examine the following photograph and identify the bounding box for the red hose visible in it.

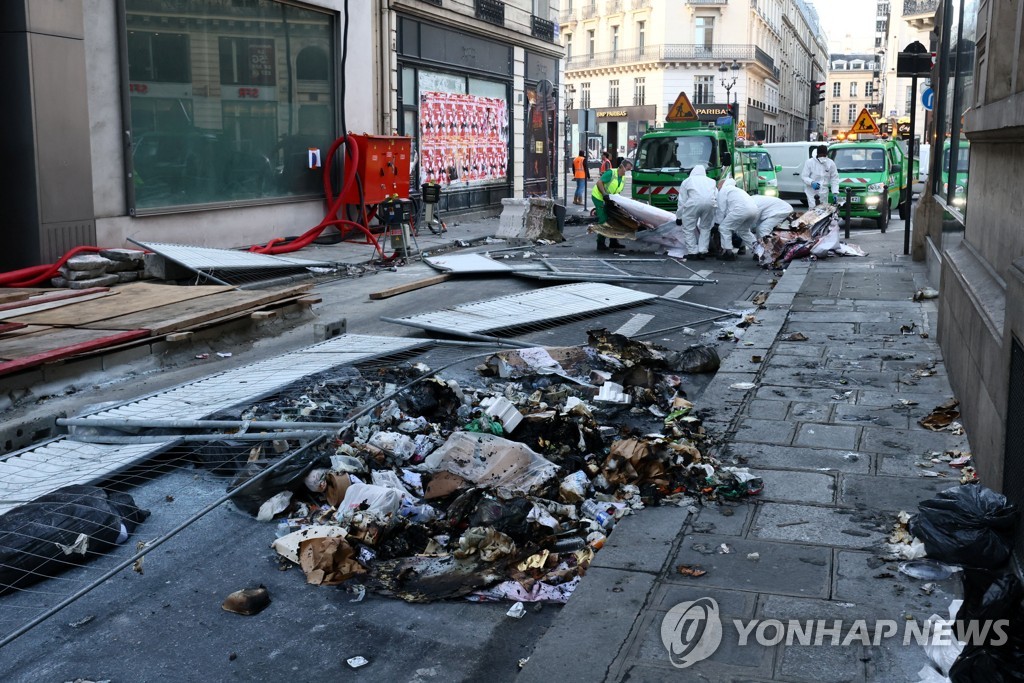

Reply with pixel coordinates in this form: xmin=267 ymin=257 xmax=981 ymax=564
xmin=0 ymin=246 xmax=110 ymax=288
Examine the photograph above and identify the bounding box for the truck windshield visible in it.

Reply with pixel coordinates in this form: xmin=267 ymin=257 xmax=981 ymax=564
xmin=750 ymin=151 xmax=774 ymax=171
xmin=830 ymin=148 xmax=885 ymax=172
xmin=942 ymin=146 xmax=970 ymax=168
xmin=635 ymin=136 xmax=715 ymax=172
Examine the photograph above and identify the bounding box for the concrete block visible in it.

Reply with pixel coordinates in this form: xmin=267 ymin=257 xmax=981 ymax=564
xmin=143 ymin=253 xmax=193 ymax=281
xmin=313 ymin=319 xmax=347 ymax=341
xmin=495 ymin=198 xmax=530 ymax=239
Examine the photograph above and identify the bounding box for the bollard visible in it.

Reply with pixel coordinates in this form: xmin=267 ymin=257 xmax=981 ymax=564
xmin=844 ymin=187 xmax=852 ymax=240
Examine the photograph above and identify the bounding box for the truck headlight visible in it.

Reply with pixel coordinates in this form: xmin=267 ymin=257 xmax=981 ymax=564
xmin=867 ymin=182 xmax=885 ymax=192
xmin=865 ymin=195 xmax=881 ymax=205
xmin=765 ymin=187 xmax=778 ymax=196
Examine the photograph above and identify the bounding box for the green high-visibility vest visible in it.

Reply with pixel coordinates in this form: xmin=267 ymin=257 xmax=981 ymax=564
xmin=592 ymin=171 xmax=623 ymax=202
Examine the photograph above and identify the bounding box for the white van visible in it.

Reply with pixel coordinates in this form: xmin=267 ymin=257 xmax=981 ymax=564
xmin=762 ymin=142 xmax=821 ymax=204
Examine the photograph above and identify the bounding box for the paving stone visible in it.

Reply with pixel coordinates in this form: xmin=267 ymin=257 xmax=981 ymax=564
xmin=772 ymin=344 xmax=829 ymax=359
xmin=780 ymin=322 xmax=857 ymax=336
xmin=757 ymin=595 xmax=894 ymax=624
xmin=750 ymin=503 xmax=884 ymax=549
xmin=721 ymin=443 xmax=869 ymax=474
xmin=650 ymin=583 xmax=759 ymax=616
xmin=824 ymin=356 xmax=884 ymax=372
xmin=832 ymin=550 xmax=959 ymax=618
xmin=669 ymin=534 xmax=832 ymax=597
xmin=876 ymin=454 xmax=960 ymax=479
xmin=832 ymin=404 xmax=911 ymax=430
xmin=788 ymin=311 xmax=890 ymax=323
xmin=516 ymin=567 xmax=656 ymax=683
xmin=839 ymin=474 xmax=953 ymax=513
xmin=794 ymin=423 xmax=860 ymax=450
xmin=855 ymin=389 xmax=956 ymax=409
xmin=786 ymin=402 xmax=832 ymax=423
xmin=766 ymin=355 xmax=825 ymax=369
xmin=590 ymin=506 xmax=688 ymax=573
xmin=753 ymin=386 xmax=845 ymax=404
xmin=689 ymin=503 xmax=752 ymax=536
xmin=860 ymin=322 xmax=923 ymax=335
xmin=863 ymin=638 xmax=942 ymax=683
xmin=746 ymin=399 xmax=791 ymax=420
xmin=857 ymin=426 xmax=955 ymax=456
xmin=733 ymin=418 xmax=796 ymax=445
xmin=629 ymin=611 xmax=776 ymax=676
xmin=777 ymin=641 xmax=866 ymax=683
xmin=754 ymin=469 xmax=836 ymax=504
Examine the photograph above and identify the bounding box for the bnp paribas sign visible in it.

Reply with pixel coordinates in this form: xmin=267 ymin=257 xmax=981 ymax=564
xmin=695 ymin=103 xmax=735 ymax=121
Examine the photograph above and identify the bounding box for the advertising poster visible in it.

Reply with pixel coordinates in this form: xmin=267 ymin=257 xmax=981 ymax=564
xmin=419 ymin=91 xmax=509 ymax=186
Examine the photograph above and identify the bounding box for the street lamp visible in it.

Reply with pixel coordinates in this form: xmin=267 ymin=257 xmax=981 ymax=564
xmin=719 ymin=60 xmax=741 ymax=117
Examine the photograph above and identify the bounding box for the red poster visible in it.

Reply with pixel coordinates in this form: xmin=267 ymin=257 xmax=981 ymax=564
xmin=419 ymin=92 xmax=508 ymax=186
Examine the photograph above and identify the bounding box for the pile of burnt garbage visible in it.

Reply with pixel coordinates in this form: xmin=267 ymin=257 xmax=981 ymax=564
xmin=216 ymin=331 xmax=763 ymax=604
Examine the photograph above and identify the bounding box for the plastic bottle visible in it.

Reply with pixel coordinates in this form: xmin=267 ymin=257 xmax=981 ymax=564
xmin=551 ymin=537 xmax=586 ymax=552
xmin=581 ymin=500 xmax=614 ymax=530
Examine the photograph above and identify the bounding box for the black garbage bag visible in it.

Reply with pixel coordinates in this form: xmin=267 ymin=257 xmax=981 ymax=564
xmin=0 ymin=485 xmax=149 ymax=595
xmin=949 ymin=629 xmax=1024 ymax=682
xmin=908 ymin=484 xmax=1018 ymax=569
xmin=671 ymin=345 xmax=721 ymax=374
xmin=958 ymin=568 xmax=1024 ymax=624
xmin=190 ymin=440 xmax=254 ymax=476
xmin=228 ymin=448 xmax=329 ymax=516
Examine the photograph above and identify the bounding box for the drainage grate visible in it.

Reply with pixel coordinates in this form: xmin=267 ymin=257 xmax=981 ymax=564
xmin=1005 ymin=336 xmax=1024 ymax=567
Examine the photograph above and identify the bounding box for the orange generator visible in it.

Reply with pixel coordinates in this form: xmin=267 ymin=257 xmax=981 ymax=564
xmin=340 ymin=134 xmax=412 ymax=204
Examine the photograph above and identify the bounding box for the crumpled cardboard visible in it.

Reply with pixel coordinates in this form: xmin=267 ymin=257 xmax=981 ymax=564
xmin=602 ymin=438 xmax=668 ymax=488
xmin=298 ymin=536 xmax=365 ymax=586
xmin=423 ymin=432 xmax=558 ymax=494
xmin=453 ymin=526 xmax=516 ymax=563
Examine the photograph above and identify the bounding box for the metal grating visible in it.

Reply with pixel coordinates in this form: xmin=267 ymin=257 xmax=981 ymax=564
xmin=0 ymin=441 xmax=167 ymax=516
xmin=132 ymin=241 xmax=330 ymax=270
xmin=77 ymin=335 xmax=427 ymax=424
xmin=1004 ymin=336 xmax=1024 ymax=568
xmin=531 ymin=15 xmax=556 ymax=41
xmin=475 ymin=0 xmax=504 ymax=26
xmin=383 ymin=282 xmax=657 ymax=334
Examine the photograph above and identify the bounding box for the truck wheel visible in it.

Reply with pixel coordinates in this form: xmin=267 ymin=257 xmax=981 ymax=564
xmin=876 ymin=206 xmax=889 ymax=232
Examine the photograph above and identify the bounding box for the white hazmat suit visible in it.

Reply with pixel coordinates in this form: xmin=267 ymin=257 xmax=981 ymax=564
xmin=800 ymin=153 xmax=839 ymax=207
xmin=715 ymin=178 xmax=759 ymax=255
xmin=674 ymin=165 xmax=718 ymax=255
xmin=752 ymin=195 xmax=795 ymax=238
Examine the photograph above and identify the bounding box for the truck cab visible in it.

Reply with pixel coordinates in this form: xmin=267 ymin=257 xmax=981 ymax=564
xmin=828 ymin=139 xmax=909 ymax=231
xmin=941 ymin=138 xmax=970 ymax=211
xmin=744 ymin=146 xmax=781 ymax=197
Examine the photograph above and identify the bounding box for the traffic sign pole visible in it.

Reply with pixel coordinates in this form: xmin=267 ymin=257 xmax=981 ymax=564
xmin=905 ymin=76 xmax=917 ymax=256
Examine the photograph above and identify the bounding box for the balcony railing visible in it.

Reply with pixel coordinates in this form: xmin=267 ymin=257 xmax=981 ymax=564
xmin=903 ymin=0 xmax=939 ymax=16
xmin=581 ymin=4 xmax=597 ymax=19
xmin=686 ymin=0 xmax=728 ymax=5
xmin=632 ymin=0 xmax=652 ymax=8
xmin=606 ymin=0 xmax=623 ymax=13
xmin=532 ymin=15 xmax=556 ymax=42
xmin=567 ymin=43 xmax=771 ymax=70
xmin=559 ymin=9 xmax=575 ymax=23
xmin=475 ymin=0 xmax=504 ymax=26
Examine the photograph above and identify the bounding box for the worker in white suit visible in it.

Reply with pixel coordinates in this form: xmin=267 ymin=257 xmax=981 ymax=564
xmin=714 ymin=177 xmax=759 ymax=261
xmin=673 ymin=164 xmax=718 ymax=260
xmin=800 ymin=144 xmax=839 ymax=207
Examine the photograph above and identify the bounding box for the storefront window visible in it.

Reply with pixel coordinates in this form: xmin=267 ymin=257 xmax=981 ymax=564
xmin=123 ymin=0 xmax=336 ymax=213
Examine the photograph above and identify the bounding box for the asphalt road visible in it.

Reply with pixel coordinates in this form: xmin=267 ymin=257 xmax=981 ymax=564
xmin=0 ymin=203 xmax=906 ymax=682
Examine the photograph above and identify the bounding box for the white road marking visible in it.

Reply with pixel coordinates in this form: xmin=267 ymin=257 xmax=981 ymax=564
xmin=665 ymin=269 xmax=714 ymax=299
xmin=614 ymin=313 xmax=655 ymax=337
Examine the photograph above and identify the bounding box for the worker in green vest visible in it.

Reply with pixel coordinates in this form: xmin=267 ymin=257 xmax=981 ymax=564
xmin=593 ymin=156 xmax=633 ymax=251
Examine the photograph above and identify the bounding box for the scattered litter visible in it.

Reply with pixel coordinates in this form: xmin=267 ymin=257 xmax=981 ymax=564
xmin=221 ymin=586 xmax=271 ymax=616
xmin=506 ymin=602 xmax=526 ymax=619
xmin=730 ymin=382 xmax=756 ymax=390
xmin=676 ymin=564 xmax=707 ymax=578
xmin=784 ymin=332 xmax=808 ymax=341
xmin=919 ymin=399 xmax=961 ymax=431
xmin=68 ymin=615 xmax=95 ymax=628
xmin=346 ymin=656 xmax=369 ymax=669
xmin=746 ymin=552 xmax=760 ymax=561
xmin=777 ymin=520 xmax=809 ymax=528
xmin=195 ymin=353 xmax=210 ymax=360
xmin=913 ymin=288 xmax=939 ymax=301
xmin=899 ymin=560 xmax=961 ymax=581
xmin=900 ymin=322 xmax=918 ymax=334
xmin=718 ymin=543 xmax=733 ymax=554
xmin=216 ymin=352 xmax=233 ymax=358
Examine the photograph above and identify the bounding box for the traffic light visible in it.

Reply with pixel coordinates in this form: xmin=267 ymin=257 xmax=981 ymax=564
xmin=810 ymin=81 xmax=826 ymax=108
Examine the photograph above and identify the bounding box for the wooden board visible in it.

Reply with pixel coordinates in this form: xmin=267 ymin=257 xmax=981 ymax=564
xmin=0 ymin=287 xmax=110 ymax=313
xmin=0 ymin=324 xmax=51 ymax=340
xmin=0 ymin=326 xmax=151 ymax=362
xmin=9 ymin=283 xmax=233 ymax=326
xmin=369 ymin=274 xmax=451 ymax=300
xmin=0 ymin=329 xmax=149 ymax=376
xmin=0 ymin=290 xmax=117 ymax=321
xmin=0 ymin=323 xmax=27 ymax=335
xmin=80 ymin=284 xmax=312 ymax=335
xmin=0 ymin=289 xmax=48 ymax=306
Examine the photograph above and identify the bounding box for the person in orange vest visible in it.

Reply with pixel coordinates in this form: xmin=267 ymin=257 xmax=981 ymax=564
xmin=599 ymin=151 xmax=612 ymax=174
xmin=572 ymin=150 xmax=590 ymax=205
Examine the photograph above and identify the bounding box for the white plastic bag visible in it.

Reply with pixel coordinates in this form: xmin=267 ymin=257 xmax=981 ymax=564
xmin=423 ymin=432 xmax=558 ymax=493
xmin=337 ymin=483 xmax=403 ymax=518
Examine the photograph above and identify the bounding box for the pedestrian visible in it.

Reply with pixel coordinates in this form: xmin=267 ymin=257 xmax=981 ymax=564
xmin=593 ymin=156 xmax=633 ymax=251
xmin=572 ymin=150 xmax=589 ymax=205
xmin=673 ymin=164 xmax=717 ymax=260
xmin=714 ymin=177 xmax=759 ymax=261
xmin=599 ymin=151 xmax=612 ymax=174
xmin=751 ymin=194 xmax=797 ymax=259
xmin=801 ymin=144 xmax=839 ymax=207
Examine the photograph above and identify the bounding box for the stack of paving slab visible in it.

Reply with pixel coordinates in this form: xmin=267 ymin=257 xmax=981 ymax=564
xmin=52 ymin=249 xmax=147 ymax=289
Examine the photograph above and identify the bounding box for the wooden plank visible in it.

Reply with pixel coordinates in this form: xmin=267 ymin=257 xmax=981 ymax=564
xmin=0 ymin=290 xmax=117 ymax=321
xmin=9 ymin=282 xmax=233 ymax=326
xmin=79 ymin=284 xmax=312 ymax=335
xmin=0 ymin=289 xmax=48 ymax=306
xmin=0 ymin=330 xmax=150 ymax=377
xmin=0 ymin=324 xmax=51 ymax=341
xmin=369 ymin=274 xmax=451 ymax=300
xmin=0 ymin=323 xmax=27 ymax=335
xmin=0 ymin=287 xmax=110 ymax=313
xmin=0 ymin=326 xmax=151 ymax=361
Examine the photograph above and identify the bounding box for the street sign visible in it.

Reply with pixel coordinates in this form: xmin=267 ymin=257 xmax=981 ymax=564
xmin=921 ymin=87 xmax=935 ymax=111
xmin=897 ymin=41 xmax=932 ymax=77
xmin=850 ymin=108 xmax=881 ymax=136
xmin=666 ymin=91 xmax=699 ymax=123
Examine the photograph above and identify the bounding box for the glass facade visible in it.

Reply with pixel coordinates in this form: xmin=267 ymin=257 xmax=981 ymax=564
xmin=932 ymin=0 xmax=978 ymax=225
xmin=122 ymin=0 xmax=336 ymax=213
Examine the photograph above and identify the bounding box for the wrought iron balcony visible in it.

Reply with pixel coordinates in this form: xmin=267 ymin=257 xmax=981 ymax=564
xmin=567 ymin=43 xmax=773 ymax=70
xmin=532 ymin=15 xmax=556 ymax=42
xmin=475 ymin=0 xmax=504 ymax=27
xmin=903 ymin=0 xmax=939 ymax=15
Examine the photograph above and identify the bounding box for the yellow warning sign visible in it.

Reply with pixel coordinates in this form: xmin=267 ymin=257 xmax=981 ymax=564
xmin=850 ymin=108 xmax=880 ymax=136
xmin=666 ymin=91 xmax=700 ymax=123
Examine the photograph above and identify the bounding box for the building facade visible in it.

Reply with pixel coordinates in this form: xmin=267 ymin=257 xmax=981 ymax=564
xmin=557 ymin=0 xmax=826 ymax=161
xmin=824 ymin=54 xmax=881 ymax=138
xmin=0 ymin=0 xmax=563 ymax=269
xmin=878 ymin=0 xmax=937 ymax=138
